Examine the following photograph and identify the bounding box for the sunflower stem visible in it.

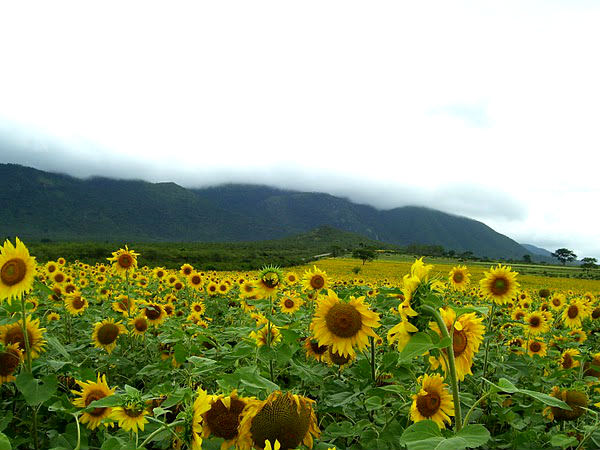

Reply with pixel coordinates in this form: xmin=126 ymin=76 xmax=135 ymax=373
xmin=422 ymin=304 xmax=463 ymax=432
xmin=463 ymin=391 xmax=491 ymax=426
xmin=369 ymin=336 xmax=376 ymax=385
xmin=140 ymin=419 xmax=185 ymax=448
xmin=20 ymin=295 xmax=33 ymax=372
xmin=267 ymin=294 xmax=275 ymax=382
xmin=72 ymin=413 xmax=81 ymax=450
xmin=480 ymin=303 xmax=497 ymax=392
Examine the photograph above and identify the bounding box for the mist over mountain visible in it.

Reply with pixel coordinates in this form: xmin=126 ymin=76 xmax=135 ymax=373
xmin=1 ymin=164 xmax=534 ymax=259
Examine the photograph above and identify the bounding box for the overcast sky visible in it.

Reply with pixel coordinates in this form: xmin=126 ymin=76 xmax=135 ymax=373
xmin=1 ymin=1 xmax=599 ymax=258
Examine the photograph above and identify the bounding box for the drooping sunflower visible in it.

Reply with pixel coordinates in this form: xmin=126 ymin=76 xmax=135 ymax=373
xmin=0 ymin=237 xmax=37 ymax=303
xmin=562 ymin=300 xmax=586 ymax=329
xmin=141 ymin=302 xmax=166 ymax=327
xmin=429 ymin=308 xmax=485 ymax=381
xmin=129 ymin=316 xmax=149 ymax=337
xmin=527 ymin=340 xmax=547 ymax=357
xmin=71 ymin=374 xmax=116 ymax=430
xmin=279 ymin=295 xmax=303 ymax=314
xmin=107 ymin=245 xmax=139 ymax=276
xmin=249 ymin=324 xmax=282 ymax=347
xmin=479 ymin=265 xmax=519 ymax=305
xmin=311 ymin=290 xmax=380 ymax=358
xmin=304 ymin=338 xmax=329 ymax=362
xmin=0 ymin=316 xmax=46 ymax=359
xmin=92 ymin=318 xmax=127 ymax=354
xmin=65 ymin=292 xmax=89 ymax=316
xmin=559 ymin=348 xmax=581 ymax=370
xmin=325 ymin=347 xmax=356 ymax=368
xmin=302 ymin=266 xmax=328 ymax=292
xmin=410 ymin=373 xmax=455 ymax=429
xmin=548 ymin=387 xmax=588 ymax=421
xmin=523 ymin=311 xmax=550 ymax=335
xmin=200 ymin=390 xmax=252 ymax=450
xmin=387 ymin=320 xmax=419 ymax=352
xmin=448 ymin=266 xmax=470 ymax=291
xmin=0 ymin=343 xmax=23 ymax=384
xmin=111 ymin=402 xmax=149 ymax=433
xmin=237 ymin=391 xmax=320 ymax=450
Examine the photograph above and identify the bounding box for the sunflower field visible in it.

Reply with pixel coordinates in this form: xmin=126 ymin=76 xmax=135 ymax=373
xmin=1 ymin=238 xmax=600 ymax=450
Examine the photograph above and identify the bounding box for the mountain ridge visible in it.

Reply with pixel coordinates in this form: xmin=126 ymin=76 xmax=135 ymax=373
xmin=1 ymin=163 xmax=532 ymax=259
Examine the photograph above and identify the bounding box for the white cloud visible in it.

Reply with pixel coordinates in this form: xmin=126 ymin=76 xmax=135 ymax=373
xmin=1 ymin=1 xmax=599 ymax=257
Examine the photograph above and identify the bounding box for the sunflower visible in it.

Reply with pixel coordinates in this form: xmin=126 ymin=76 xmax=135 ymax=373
xmin=410 ymin=373 xmax=455 ymax=429
xmin=279 ymin=295 xmax=303 ymax=314
xmin=129 ymin=316 xmax=149 ymax=337
xmin=45 ymin=261 xmax=58 ymax=275
xmin=180 ymin=263 xmax=194 ymax=278
xmin=206 ymin=282 xmax=219 ymax=297
xmin=200 ymin=390 xmax=251 ymax=450
xmin=192 ymin=388 xmax=212 ymax=450
xmin=71 ymin=374 xmax=116 ymax=430
xmin=0 ymin=343 xmax=23 ymax=385
xmin=0 ymin=237 xmax=36 ymax=303
xmin=190 ymin=301 xmax=206 ymax=316
xmin=141 ymin=302 xmax=166 ymax=327
xmin=311 ymin=289 xmax=380 ymax=358
xmin=548 ymin=387 xmax=588 ymax=421
xmin=387 ymin=320 xmax=419 ymax=352
xmin=47 ymin=312 xmax=61 ymax=322
xmin=0 ymin=316 xmax=46 ymax=359
xmin=217 ymin=281 xmax=231 ymax=295
xmin=92 ymin=318 xmax=127 ymax=354
xmin=562 ymin=300 xmax=586 ymax=329
xmin=284 ymin=271 xmax=298 ymax=285
xmin=188 ymin=273 xmax=204 ymax=290
xmin=239 ymin=281 xmax=257 ymax=299
xmin=527 ymin=340 xmax=547 ymax=357
xmin=304 ymin=338 xmax=328 ymax=362
xmin=152 ymin=267 xmax=167 ymax=280
xmin=302 ymin=266 xmax=328 ymax=292
xmin=583 ymin=353 xmax=600 ymax=378
xmin=250 ymin=324 xmax=282 ymax=347
xmin=568 ymin=329 xmax=587 ymax=344
xmin=559 ymin=348 xmax=581 ymax=370
xmin=507 ymin=338 xmax=525 ymax=355
xmin=325 ymin=348 xmax=356 ymax=368
xmin=64 ymin=292 xmax=89 ymax=316
xmin=523 ymin=311 xmax=550 ymax=335
xmin=111 ymin=295 xmax=137 ymax=317
xmin=429 ymin=308 xmax=485 ymax=381
xmin=237 ymin=391 xmax=320 ymax=450
xmin=511 ymin=308 xmax=526 ymax=322
xmin=107 ymin=245 xmax=139 ymax=276
xmin=111 ymin=403 xmax=149 ymax=433
xmin=448 ymin=266 xmax=470 ymax=291
xmin=479 ymin=265 xmax=519 ymax=305
xmin=254 ymin=266 xmax=284 ymax=299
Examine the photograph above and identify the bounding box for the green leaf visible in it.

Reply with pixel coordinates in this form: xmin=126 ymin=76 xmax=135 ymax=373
xmin=365 ymin=396 xmax=384 ymax=411
xmin=173 ymin=343 xmax=188 ymax=364
xmin=455 ymin=424 xmax=491 ymax=448
xmin=519 ymin=389 xmax=571 ymax=409
xmin=15 ymin=373 xmax=58 ymax=406
xmin=0 ymin=432 xmax=11 ymax=450
xmin=451 ymin=306 xmax=489 ymax=317
xmin=496 ymin=378 xmax=519 ymax=393
xmin=399 ymin=333 xmax=435 ymax=362
xmin=34 ymin=279 xmax=54 ymax=296
xmin=435 ymin=437 xmax=469 ymax=450
xmin=400 ymin=420 xmax=444 ymax=450
xmin=550 ymin=434 xmax=579 ymax=449
xmin=84 ymin=394 xmax=123 ymax=411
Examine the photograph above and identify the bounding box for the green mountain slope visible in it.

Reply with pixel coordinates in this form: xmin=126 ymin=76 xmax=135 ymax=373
xmin=0 ymin=164 xmax=531 ymax=259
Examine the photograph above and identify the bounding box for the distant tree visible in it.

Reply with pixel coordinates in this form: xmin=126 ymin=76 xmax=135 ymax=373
xmin=551 ymin=248 xmax=577 ymax=266
xmin=523 ymin=254 xmax=532 ymax=263
xmin=352 ymin=248 xmax=377 ymax=265
xmin=580 ymin=257 xmax=598 ymax=270
xmin=330 ymin=245 xmax=344 ymax=257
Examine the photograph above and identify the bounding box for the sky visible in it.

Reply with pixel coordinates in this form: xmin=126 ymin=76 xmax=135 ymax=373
xmin=1 ymin=1 xmax=600 ymax=258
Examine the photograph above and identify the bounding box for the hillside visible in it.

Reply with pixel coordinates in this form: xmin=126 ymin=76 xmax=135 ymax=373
xmin=0 ymin=164 xmax=532 ymax=259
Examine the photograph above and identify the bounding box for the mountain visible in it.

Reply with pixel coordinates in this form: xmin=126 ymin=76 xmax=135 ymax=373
xmin=521 ymin=244 xmax=554 ymax=258
xmin=0 ymin=164 xmax=532 ymax=259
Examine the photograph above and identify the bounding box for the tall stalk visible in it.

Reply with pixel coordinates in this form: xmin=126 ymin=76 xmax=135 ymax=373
xmin=480 ymin=303 xmax=497 ymax=392
xmin=20 ymin=295 xmax=39 ymax=450
xmin=422 ymin=304 xmax=463 ymax=432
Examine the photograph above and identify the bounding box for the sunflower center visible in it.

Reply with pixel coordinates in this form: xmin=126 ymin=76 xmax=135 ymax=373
xmin=529 ymin=316 xmax=541 ymax=328
xmin=452 ymin=329 xmax=468 ymax=356
xmin=262 ymin=272 xmax=280 ymax=289
xmin=491 ymin=277 xmax=509 ymax=295
xmin=85 ymin=390 xmax=108 ymax=416
xmin=310 ymin=275 xmax=325 ymax=290
xmin=530 ymin=342 xmax=542 ymax=352
xmin=72 ymin=296 xmax=85 ymax=310
xmin=205 ymin=398 xmax=246 ymax=440
xmin=145 ymin=306 xmax=161 ymax=320
xmin=309 ymin=340 xmax=328 ymax=355
xmin=552 ymin=298 xmax=561 ymax=306
xmin=453 ymin=272 xmax=464 ymax=283
xmin=592 ymin=308 xmax=600 ymax=319
xmin=118 ymin=253 xmax=134 ymax=269
xmin=284 ymin=299 xmax=295 ymax=309
xmin=328 ymin=349 xmax=351 ymax=365
xmin=5 ymin=327 xmax=32 ymax=352
xmin=54 ymin=273 xmax=65 ymax=283
xmin=183 ymin=267 xmax=192 ymax=276
xmin=65 ymin=284 xmax=76 ymax=294
xmin=47 ymin=264 xmax=57 ymax=273
xmin=0 ymin=258 xmax=27 ymax=286
xmin=191 ymin=275 xmax=201 ymax=285
xmin=416 ymin=391 xmax=441 ymax=417
xmin=97 ymin=323 xmax=120 ymax=345
xmin=567 ymin=305 xmax=579 ymax=319
xmin=325 ymin=303 xmax=362 ymax=338
xmin=0 ymin=350 xmax=20 ymax=376
xmin=515 ymin=312 xmax=524 ymax=320
xmin=562 ymin=353 xmax=573 ymax=369
xmin=250 ymin=394 xmax=311 ymax=450
xmin=124 ymin=407 xmax=144 ymax=418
